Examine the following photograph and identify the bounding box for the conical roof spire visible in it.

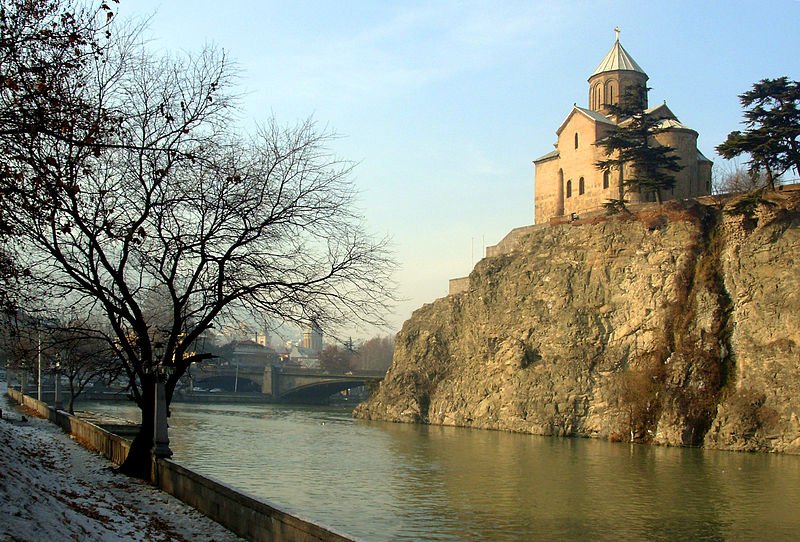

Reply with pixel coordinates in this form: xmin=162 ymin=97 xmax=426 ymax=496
xmin=590 ymin=28 xmax=646 ymax=77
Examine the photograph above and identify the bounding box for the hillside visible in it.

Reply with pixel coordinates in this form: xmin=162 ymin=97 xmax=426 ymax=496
xmin=355 ymin=191 xmax=800 ymax=453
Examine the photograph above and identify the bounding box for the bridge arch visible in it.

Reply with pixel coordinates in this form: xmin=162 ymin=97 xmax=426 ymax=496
xmin=194 ymin=375 xmax=260 ymax=393
xmin=278 ymin=379 xmax=371 ymax=404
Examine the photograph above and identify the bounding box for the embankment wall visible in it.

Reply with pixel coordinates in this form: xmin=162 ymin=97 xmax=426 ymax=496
xmin=6 ymin=389 xmax=356 ymax=542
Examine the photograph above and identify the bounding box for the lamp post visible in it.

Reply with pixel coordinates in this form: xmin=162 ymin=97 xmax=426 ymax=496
xmin=37 ymin=333 xmax=42 ymax=401
xmin=54 ymin=353 xmax=63 ymax=411
xmin=152 ymin=342 xmax=173 ymax=458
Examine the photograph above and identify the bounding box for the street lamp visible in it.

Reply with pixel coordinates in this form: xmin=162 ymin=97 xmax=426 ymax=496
xmin=152 ymin=342 xmax=173 ymax=459
xmin=54 ymin=353 xmax=63 ymax=411
xmin=37 ymin=333 xmax=42 ymax=401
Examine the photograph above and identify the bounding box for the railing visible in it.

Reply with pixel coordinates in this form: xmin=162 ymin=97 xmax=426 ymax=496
xmin=273 ymin=366 xmax=385 ymax=379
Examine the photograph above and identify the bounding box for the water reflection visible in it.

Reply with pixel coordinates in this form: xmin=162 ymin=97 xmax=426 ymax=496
xmin=79 ymin=401 xmax=800 ymax=541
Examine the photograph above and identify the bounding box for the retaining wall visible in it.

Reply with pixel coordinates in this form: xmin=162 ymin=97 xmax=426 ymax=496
xmin=448 ymin=277 xmax=470 ymax=295
xmin=485 ymin=224 xmax=547 ymax=258
xmin=6 ymin=389 xmax=357 ymax=542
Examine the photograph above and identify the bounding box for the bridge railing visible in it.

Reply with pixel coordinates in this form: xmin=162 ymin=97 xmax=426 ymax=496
xmin=272 ymin=366 xmax=386 ymax=379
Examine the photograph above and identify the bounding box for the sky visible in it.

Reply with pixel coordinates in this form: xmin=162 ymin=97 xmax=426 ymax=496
xmin=119 ymin=0 xmax=799 ymax=337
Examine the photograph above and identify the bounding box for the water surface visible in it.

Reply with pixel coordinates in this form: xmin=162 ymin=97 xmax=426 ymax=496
xmin=80 ymin=401 xmax=800 ymax=541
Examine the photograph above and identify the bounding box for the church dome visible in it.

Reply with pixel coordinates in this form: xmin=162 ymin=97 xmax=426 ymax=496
xmin=590 ymin=37 xmax=646 ymax=77
xmin=587 ymin=29 xmax=648 ymax=113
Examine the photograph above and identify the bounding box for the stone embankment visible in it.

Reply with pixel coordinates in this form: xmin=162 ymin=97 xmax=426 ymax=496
xmin=356 ymin=192 xmax=800 ymax=454
xmin=0 ymin=384 xmax=244 ymax=542
xmin=6 ymin=388 xmax=357 ymax=542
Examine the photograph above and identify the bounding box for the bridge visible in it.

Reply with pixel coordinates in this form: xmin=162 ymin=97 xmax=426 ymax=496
xmin=265 ymin=366 xmax=385 ymax=403
xmin=189 ymin=364 xmax=384 ymax=404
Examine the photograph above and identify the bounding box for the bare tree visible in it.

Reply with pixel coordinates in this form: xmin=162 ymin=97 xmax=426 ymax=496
xmin=0 ymin=312 xmax=121 ymax=412
xmin=0 ymin=1 xmax=117 ymax=311
xmin=0 ymin=316 xmax=38 ymax=391
xmin=319 ymin=344 xmax=355 ymax=372
xmin=1 ymin=10 xmax=395 ymax=477
xmin=713 ymin=160 xmax=771 ymax=195
xmin=353 ymin=335 xmax=394 ymax=372
xmin=46 ymin=320 xmax=123 ymax=414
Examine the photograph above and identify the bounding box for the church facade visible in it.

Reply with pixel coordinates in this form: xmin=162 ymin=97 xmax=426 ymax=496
xmin=533 ymin=32 xmax=712 ymax=224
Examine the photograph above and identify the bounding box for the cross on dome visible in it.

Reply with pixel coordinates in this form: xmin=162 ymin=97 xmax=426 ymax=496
xmin=590 ymin=29 xmax=646 ymax=77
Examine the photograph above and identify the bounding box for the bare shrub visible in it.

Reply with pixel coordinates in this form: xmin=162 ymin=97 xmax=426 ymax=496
xmin=611 ymin=356 xmax=666 ymax=442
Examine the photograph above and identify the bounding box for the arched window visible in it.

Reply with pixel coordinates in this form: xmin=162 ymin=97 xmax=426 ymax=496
xmin=606 ymin=81 xmax=616 ymax=106
xmin=603 ymin=170 xmax=610 ymax=189
xmin=566 ymin=179 xmax=572 ymax=198
xmin=579 ymin=177 xmax=585 ymax=195
xmin=574 ymin=132 xmax=579 ymax=149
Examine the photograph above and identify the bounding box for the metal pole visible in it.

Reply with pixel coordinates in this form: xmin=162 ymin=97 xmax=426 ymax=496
xmin=471 ymin=237 xmax=474 ymax=267
xmin=234 ymin=362 xmax=239 ymax=393
xmin=37 ymin=334 xmax=42 ymax=401
xmin=54 ymin=355 xmax=62 ymax=411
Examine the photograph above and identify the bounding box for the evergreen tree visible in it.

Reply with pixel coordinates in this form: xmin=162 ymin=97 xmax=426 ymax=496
xmin=717 ymin=77 xmax=800 ymax=189
xmin=596 ymin=85 xmax=683 ymax=209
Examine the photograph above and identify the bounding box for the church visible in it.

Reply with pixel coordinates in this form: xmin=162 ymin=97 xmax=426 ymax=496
xmin=533 ymin=31 xmax=712 ymax=224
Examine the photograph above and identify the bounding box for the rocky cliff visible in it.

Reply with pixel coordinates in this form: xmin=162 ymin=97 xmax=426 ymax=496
xmin=355 ymin=192 xmax=800 ymax=453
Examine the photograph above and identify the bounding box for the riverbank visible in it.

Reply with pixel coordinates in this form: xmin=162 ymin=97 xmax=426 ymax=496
xmin=0 ymin=382 xmax=244 ymax=542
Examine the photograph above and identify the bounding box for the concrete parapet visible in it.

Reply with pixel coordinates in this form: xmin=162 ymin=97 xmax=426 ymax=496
xmin=6 ymin=389 xmax=358 ymax=542
xmin=485 ymin=224 xmax=547 ymax=258
xmin=156 ymin=459 xmax=355 ymax=542
xmin=448 ymin=277 xmax=470 ymax=295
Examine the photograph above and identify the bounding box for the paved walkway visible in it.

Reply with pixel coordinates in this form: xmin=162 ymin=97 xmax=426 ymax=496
xmin=0 ymin=383 xmax=244 ymax=542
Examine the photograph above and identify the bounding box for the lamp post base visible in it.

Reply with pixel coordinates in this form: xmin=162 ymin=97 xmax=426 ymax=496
xmin=153 ymin=377 xmax=173 ymax=459
xmin=152 ymin=442 xmax=173 ymax=458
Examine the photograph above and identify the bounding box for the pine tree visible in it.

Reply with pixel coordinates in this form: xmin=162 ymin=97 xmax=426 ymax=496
xmin=596 ymin=85 xmax=683 ymax=210
xmin=717 ymin=77 xmax=800 ymax=189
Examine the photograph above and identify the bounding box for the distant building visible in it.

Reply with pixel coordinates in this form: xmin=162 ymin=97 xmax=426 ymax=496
xmin=302 ymin=321 xmax=323 ymax=355
xmin=255 ymin=332 xmax=270 ymax=349
xmin=533 ymin=30 xmax=712 ymax=224
xmin=226 ymin=339 xmax=279 ymax=369
xmin=288 ymin=345 xmax=320 ymax=369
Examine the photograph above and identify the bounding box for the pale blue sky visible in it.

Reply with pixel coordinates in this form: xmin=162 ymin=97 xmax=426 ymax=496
xmin=122 ymin=0 xmax=799 ymax=335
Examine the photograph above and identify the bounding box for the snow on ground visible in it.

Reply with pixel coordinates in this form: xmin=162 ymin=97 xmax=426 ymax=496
xmin=0 ymin=383 xmax=245 ymax=542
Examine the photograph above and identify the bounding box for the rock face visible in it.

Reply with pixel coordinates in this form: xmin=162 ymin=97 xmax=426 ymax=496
xmin=355 ymin=193 xmax=800 ymax=453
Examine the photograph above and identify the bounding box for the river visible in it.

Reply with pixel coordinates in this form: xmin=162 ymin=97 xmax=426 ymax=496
xmin=79 ymin=400 xmax=800 ymax=541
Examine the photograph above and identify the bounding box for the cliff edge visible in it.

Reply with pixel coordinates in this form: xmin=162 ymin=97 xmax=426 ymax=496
xmin=355 ymin=192 xmax=800 ymax=453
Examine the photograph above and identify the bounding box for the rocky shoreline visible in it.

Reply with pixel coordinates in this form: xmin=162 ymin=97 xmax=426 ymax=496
xmin=356 ymin=192 xmax=800 ymax=454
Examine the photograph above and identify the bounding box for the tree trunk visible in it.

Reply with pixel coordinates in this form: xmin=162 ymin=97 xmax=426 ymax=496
xmin=118 ymin=380 xmax=155 ymax=479
xmin=765 ymin=163 xmax=776 ymax=190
